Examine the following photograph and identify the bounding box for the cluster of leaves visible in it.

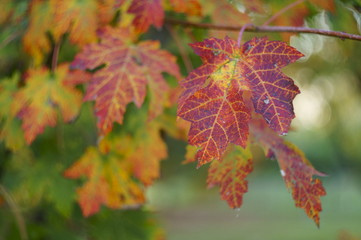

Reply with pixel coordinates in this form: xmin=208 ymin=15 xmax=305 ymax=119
xmin=1 ymin=0 xmax=359 ymax=238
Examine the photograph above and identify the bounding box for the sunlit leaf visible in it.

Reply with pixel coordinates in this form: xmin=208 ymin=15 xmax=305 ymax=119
xmin=178 ymin=36 xmax=303 ymax=166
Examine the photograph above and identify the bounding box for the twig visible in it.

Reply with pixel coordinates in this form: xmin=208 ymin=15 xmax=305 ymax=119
xmin=237 ymin=23 xmax=252 ymax=47
xmin=0 ymin=31 xmax=22 ymax=49
xmin=165 ymin=18 xmax=361 ymax=41
xmin=166 ymin=24 xmax=194 ymax=72
xmin=51 ymin=38 xmax=62 ymax=73
xmin=263 ymin=0 xmax=305 ymax=26
xmin=0 ymin=185 xmax=28 ymax=240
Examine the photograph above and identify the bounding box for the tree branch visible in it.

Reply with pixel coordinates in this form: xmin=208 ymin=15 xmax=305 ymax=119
xmin=165 ymin=18 xmax=361 ymax=41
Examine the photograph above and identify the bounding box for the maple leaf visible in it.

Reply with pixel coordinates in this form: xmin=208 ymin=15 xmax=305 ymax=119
xmin=178 ymin=36 xmax=303 ymax=166
xmin=64 ymin=146 xmax=145 ymax=216
xmin=65 ymin=120 xmax=167 ymax=216
xmin=23 ymin=0 xmax=56 ymax=65
xmin=251 ymin=119 xmax=326 ymax=226
xmin=98 ymin=0 xmax=125 ymax=24
xmin=169 ymin=0 xmax=202 ymax=16
xmin=127 ymin=0 xmax=164 ymax=34
xmin=11 ymin=64 xmax=82 ymax=144
xmin=54 ymin=0 xmax=98 ymax=45
xmin=98 ymin=121 xmax=167 ymax=186
xmin=71 ymin=26 xmax=180 ymax=135
xmin=0 ymin=74 xmax=25 ymax=151
xmin=129 ymin=123 xmax=167 ymax=186
xmin=208 ymin=0 xmax=250 ymax=38
xmin=207 ymin=145 xmax=253 ymax=208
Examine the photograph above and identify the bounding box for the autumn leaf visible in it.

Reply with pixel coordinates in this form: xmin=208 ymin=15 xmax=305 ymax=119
xmin=251 ymin=119 xmax=326 ymax=226
xmin=242 ymin=0 xmax=265 ymax=13
xmin=207 ymin=145 xmax=253 ymax=208
xmin=127 ymin=0 xmax=164 ymax=34
xmin=11 ymin=64 xmax=82 ymax=144
xmin=64 ymin=146 xmax=145 ymax=217
xmin=98 ymin=0 xmax=125 ymax=24
xmin=169 ymin=0 xmax=202 ymax=16
xmin=129 ymin=123 xmax=167 ymax=186
xmin=23 ymin=0 xmax=56 ymax=65
xmin=178 ymin=36 xmax=303 ymax=166
xmin=99 ymin=121 xmax=167 ymax=187
xmin=65 ymin=120 xmax=167 ymax=216
xmin=71 ymin=26 xmax=180 ymax=135
xmin=0 ymin=74 xmax=25 ymax=151
xmin=54 ymin=0 xmax=98 ymax=45
xmin=208 ymin=0 xmax=250 ymax=38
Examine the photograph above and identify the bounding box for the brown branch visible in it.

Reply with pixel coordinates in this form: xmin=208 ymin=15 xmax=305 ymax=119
xmin=51 ymin=38 xmax=62 ymax=73
xmin=165 ymin=18 xmax=361 ymax=41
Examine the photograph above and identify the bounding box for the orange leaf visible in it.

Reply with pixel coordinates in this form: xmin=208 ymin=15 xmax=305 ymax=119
xmin=64 ymin=147 xmax=145 ymax=216
xmin=54 ymin=0 xmax=98 ymax=45
xmin=98 ymin=0 xmax=125 ymax=24
xmin=23 ymin=0 xmax=56 ymax=64
xmin=169 ymin=0 xmax=202 ymax=16
xmin=71 ymin=26 xmax=180 ymax=135
xmin=209 ymin=0 xmax=250 ymax=38
xmin=129 ymin=123 xmax=167 ymax=186
xmin=207 ymin=145 xmax=253 ymax=208
xmin=178 ymin=36 xmax=303 ymax=166
xmin=251 ymin=119 xmax=326 ymax=226
xmin=127 ymin=0 xmax=164 ymax=34
xmin=11 ymin=64 xmax=82 ymax=144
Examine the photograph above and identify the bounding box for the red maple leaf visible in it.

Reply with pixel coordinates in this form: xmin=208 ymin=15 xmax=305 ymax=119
xmin=71 ymin=27 xmax=180 ymax=135
xmin=178 ymin=36 xmax=303 ymax=166
xmin=127 ymin=0 xmax=164 ymax=34
xmin=251 ymin=119 xmax=326 ymax=226
xmin=207 ymin=145 xmax=253 ymax=208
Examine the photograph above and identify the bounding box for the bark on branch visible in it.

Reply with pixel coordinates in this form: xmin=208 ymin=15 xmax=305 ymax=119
xmin=165 ymin=18 xmax=361 ymax=42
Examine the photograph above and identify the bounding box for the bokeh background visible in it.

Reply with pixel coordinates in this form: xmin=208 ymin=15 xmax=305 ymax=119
xmin=1 ymin=0 xmax=361 ymax=240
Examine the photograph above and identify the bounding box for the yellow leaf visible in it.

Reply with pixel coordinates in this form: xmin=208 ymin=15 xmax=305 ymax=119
xmin=12 ymin=64 xmax=82 ymax=144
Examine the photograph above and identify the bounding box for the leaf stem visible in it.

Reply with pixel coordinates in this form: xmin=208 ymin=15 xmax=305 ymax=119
xmin=165 ymin=18 xmax=361 ymax=41
xmin=51 ymin=39 xmax=62 ymax=73
xmin=262 ymin=0 xmax=305 ymax=26
xmin=237 ymin=23 xmax=252 ymax=48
